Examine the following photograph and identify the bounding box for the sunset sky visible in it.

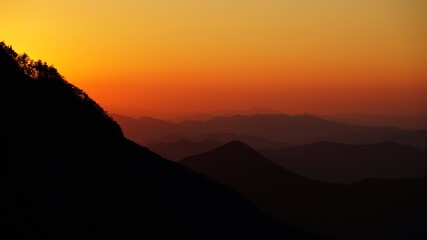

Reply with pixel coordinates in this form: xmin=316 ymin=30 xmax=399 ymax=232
xmin=1 ymin=0 xmax=426 ymax=116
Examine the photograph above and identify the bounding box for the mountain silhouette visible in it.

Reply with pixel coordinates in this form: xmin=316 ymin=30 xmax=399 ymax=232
xmin=260 ymin=141 xmax=427 ymax=183
xmin=168 ymin=107 xmax=281 ymax=122
xmin=112 ymin=113 xmax=427 ymax=150
xmin=1 ymin=42 xmax=319 ymax=239
xmin=144 ymin=132 xmax=290 ymax=160
xmin=181 ymin=141 xmax=321 ymax=191
xmin=189 ymin=132 xmax=291 ymax=149
xmin=146 ymin=139 xmax=221 ymax=161
xmin=181 ymin=141 xmax=427 ymax=239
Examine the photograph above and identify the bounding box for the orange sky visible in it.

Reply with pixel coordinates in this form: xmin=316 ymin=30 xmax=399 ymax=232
xmin=1 ymin=0 xmax=426 ymax=116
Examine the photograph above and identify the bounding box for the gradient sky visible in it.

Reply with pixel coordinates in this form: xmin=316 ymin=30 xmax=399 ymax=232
xmin=1 ymin=0 xmax=426 ymax=116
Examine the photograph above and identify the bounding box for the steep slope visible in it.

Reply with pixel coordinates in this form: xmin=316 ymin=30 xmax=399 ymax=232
xmin=1 ymin=42 xmax=317 ymax=240
xmin=181 ymin=141 xmax=427 ymax=239
xmin=260 ymin=142 xmax=427 ymax=183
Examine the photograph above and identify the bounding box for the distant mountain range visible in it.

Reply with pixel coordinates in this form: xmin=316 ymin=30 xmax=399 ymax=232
xmin=112 ymin=113 xmax=427 ymax=150
xmin=181 ymin=141 xmax=427 ymax=239
xmin=146 ymin=132 xmax=290 ymax=160
xmin=108 ymin=109 xmax=427 ymax=130
xmin=106 ymin=107 xmax=281 ymax=122
xmin=260 ymin=142 xmax=427 ymax=183
xmin=323 ymin=113 xmax=427 ymax=130
xmin=1 ymin=42 xmax=317 ymax=239
xmin=146 ymin=136 xmax=427 ymax=184
xmin=5 ymin=41 xmax=426 ymax=239
xmin=148 ymin=137 xmax=427 ymax=184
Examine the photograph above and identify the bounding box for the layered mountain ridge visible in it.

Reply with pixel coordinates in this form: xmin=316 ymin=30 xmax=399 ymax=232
xmin=112 ymin=113 xmax=427 ymax=150
xmin=1 ymin=42 xmax=316 ymax=239
xmin=181 ymin=141 xmax=427 ymax=239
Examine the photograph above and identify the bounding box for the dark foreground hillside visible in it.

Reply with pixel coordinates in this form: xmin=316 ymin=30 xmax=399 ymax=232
xmin=181 ymin=141 xmax=427 ymax=240
xmin=0 ymin=42 xmax=318 ymax=239
xmin=260 ymin=141 xmax=427 ymax=183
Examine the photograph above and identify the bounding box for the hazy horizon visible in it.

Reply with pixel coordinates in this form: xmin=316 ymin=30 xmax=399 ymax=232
xmin=106 ymin=105 xmax=427 ymax=118
xmin=2 ymin=0 xmax=426 ymax=116
xmin=106 ymin=106 xmax=427 ymax=130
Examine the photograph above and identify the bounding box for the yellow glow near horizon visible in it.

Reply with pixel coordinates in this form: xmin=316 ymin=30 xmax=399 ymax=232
xmin=1 ymin=0 xmax=426 ymax=115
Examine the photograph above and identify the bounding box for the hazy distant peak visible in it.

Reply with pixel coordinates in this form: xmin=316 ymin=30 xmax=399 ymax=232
xmin=208 ymin=140 xmax=261 ymax=155
xmin=220 ymin=140 xmax=253 ymax=149
xmin=207 ymin=113 xmax=344 ymax=123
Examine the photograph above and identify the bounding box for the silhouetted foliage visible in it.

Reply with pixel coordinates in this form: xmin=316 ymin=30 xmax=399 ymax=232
xmin=1 ymin=41 xmax=122 ymax=139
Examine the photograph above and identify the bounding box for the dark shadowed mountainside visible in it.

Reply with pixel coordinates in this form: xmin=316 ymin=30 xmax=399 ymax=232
xmin=112 ymin=113 xmax=427 ymax=150
xmin=260 ymin=142 xmax=427 ymax=183
xmin=144 ymin=132 xmax=290 ymax=160
xmin=181 ymin=141 xmax=323 ymax=193
xmin=181 ymin=141 xmax=427 ymax=240
xmin=189 ymin=132 xmax=291 ymax=149
xmin=1 ymin=42 xmax=319 ymax=240
xmin=146 ymin=139 xmax=221 ymax=161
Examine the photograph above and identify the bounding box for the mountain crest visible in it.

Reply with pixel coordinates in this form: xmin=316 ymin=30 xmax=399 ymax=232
xmin=1 ymin=42 xmax=122 ymax=139
xmin=218 ymin=140 xmax=255 ymax=151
